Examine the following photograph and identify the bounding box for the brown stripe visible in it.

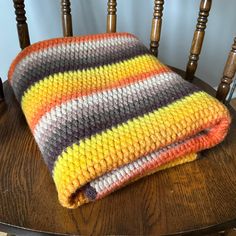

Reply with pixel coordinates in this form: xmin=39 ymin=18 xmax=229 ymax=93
xmin=12 ymin=39 xmax=150 ymax=101
xmin=8 ymin=32 xmax=136 ymax=80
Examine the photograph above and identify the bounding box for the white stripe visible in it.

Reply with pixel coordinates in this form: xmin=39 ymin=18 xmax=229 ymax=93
xmin=34 ymin=72 xmax=179 ymax=145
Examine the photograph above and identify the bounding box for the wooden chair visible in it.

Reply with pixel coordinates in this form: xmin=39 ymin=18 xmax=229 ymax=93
xmin=0 ymin=0 xmax=236 ymax=235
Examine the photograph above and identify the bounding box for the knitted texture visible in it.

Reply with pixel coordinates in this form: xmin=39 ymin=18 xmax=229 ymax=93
xmin=8 ymin=32 xmax=231 ymax=208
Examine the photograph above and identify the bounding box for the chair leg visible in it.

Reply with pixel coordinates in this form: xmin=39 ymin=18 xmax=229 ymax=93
xmin=0 ymin=77 xmax=4 ymax=102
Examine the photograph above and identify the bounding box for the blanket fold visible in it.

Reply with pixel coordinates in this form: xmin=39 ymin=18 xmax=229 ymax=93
xmin=8 ymin=32 xmax=230 ymax=208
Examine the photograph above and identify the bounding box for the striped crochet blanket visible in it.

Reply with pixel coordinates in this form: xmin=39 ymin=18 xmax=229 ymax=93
xmin=8 ymin=32 xmax=230 ymax=208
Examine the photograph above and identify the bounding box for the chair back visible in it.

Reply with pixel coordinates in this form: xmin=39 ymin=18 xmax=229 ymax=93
xmin=11 ymin=0 xmax=236 ymax=103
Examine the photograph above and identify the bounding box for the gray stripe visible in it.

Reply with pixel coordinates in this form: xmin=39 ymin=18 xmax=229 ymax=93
xmin=87 ymin=133 xmax=202 ymax=199
xmin=11 ymin=36 xmax=150 ymax=101
xmin=34 ymin=72 xmax=199 ymax=171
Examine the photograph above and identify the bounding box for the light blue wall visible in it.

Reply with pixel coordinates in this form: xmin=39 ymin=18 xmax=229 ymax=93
xmin=0 ymin=0 xmax=235 ymax=89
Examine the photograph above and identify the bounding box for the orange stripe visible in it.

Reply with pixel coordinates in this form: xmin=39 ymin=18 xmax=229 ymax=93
xmin=97 ymin=113 xmax=231 ymax=199
xmin=8 ymin=32 xmax=135 ymax=80
xmin=29 ymin=67 xmax=170 ymax=131
xmin=57 ymin=111 xmax=230 ymax=207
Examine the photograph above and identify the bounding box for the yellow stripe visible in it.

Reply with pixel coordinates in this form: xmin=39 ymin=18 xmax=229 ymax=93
xmin=52 ymin=91 xmax=228 ymax=208
xmin=21 ymin=54 xmax=164 ymax=125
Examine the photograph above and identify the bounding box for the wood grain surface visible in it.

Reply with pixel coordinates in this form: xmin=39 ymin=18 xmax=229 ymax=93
xmin=0 ymin=68 xmax=236 ymax=235
xmin=150 ymin=0 xmax=164 ymax=57
xmin=106 ymin=0 xmax=117 ymax=33
xmin=12 ymin=0 xmax=30 ymax=49
xmin=231 ymin=98 xmax=236 ymax=110
xmin=216 ymin=38 xmax=236 ymax=103
xmin=61 ymin=0 xmax=73 ymax=37
xmin=185 ymin=0 xmax=212 ymax=81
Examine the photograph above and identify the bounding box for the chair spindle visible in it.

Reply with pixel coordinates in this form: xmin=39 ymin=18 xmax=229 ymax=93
xmin=13 ymin=0 xmax=30 ymax=50
xmin=150 ymin=0 xmax=164 ymax=57
xmin=106 ymin=0 xmax=117 ymax=33
xmin=216 ymin=37 xmax=236 ymax=103
xmin=0 ymin=78 xmax=4 ymax=102
xmin=185 ymin=0 xmax=212 ymax=81
xmin=61 ymin=0 xmax=73 ymax=37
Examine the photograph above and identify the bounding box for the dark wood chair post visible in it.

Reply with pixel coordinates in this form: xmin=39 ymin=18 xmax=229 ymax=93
xmin=216 ymin=37 xmax=236 ymax=103
xmin=0 ymin=78 xmax=4 ymax=102
xmin=13 ymin=0 xmax=30 ymax=50
xmin=185 ymin=0 xmax=212 ymax=81
xmin=106 ymin=0 xmax=117 ymax=33
xmin=150 ymin=0 xmax=164 ymax=57
xmin=61 ymin=0 xmax=73 ymax=37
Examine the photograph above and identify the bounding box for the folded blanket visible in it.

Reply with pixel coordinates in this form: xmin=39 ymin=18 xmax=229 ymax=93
xmin=8 ymin=32 xmax=230 ymax=208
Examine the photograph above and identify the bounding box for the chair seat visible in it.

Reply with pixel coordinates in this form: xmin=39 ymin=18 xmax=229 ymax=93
xmin=0 ymin=68 xmax=236 ymax=235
